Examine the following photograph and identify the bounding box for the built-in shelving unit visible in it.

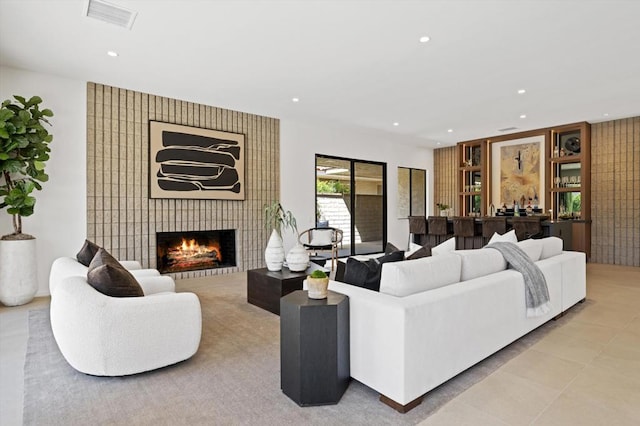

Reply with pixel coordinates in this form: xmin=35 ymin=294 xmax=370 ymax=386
xmin=456 ymin=139 xmax=487 ymax=216
xmin=455 ymin=121 xmax=591 ymax=258
xmin=548 ymin=122 xmax=591 ymax=257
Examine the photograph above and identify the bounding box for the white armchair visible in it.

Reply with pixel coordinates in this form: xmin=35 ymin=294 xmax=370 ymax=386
xmin=49 ymin=257 xmax=201 ymax=376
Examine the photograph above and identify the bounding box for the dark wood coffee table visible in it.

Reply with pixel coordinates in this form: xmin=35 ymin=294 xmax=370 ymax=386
xmin=247 ymin=267 xmax=310 ymax=315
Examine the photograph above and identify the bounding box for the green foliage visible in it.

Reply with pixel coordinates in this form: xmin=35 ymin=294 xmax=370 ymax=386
xmin=436 ymin=203 xmax=449 ymax=211
xmin=0 ymin=95 xmax=53 ymax=235
xmin=316 ymin=179 xmax=350 ymax=194
xmin=571 ymin=194 xmax=581 ymax=212
xmin=263 ymin=200 xmax=297 ymax=237
xmin=309 ymin=269 xmax=327 ymax=279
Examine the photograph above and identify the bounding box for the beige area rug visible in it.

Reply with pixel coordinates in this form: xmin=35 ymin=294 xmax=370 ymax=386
xmin=23 ymin=277 xmax=584 ymax=425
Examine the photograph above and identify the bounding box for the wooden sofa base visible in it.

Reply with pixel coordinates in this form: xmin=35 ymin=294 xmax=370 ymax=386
xmin=379 ymin=394 xmax=423 ymax=413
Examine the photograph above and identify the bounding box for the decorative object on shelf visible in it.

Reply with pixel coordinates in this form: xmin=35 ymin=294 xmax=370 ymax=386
xmin=0 ymin=95 xmax=54 ymax=306
xmin=564 ymin=137 xmax=581 ymax=154
xmin=306 ymin=269 xmax=329 ymax=299
xmin=263 ymin=201 xmax=298 ymax=272
xmin=285 ymin=243 xmax=309 ymax=272
xmin=436 ymin=203 xmax=450 ymax=217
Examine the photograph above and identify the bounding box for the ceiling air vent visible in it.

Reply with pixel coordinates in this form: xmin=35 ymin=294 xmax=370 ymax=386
xmin=498 ymin=127 xmax=519 ymax=132
xmin=85 ymin=0 xmax=138 ymax=30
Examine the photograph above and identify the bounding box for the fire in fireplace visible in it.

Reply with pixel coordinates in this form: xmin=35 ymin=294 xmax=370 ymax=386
xmin=156 ymin=230 xmax=236 ymax=273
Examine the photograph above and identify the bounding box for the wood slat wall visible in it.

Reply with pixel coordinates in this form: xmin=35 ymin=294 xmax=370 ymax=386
xmin=433 ymin=146 xmax=457 ymax=214
xmin=591 ymin=116 xmax=640 ymax=266
xmin=86 ymin=83 xmax=280 ymax=279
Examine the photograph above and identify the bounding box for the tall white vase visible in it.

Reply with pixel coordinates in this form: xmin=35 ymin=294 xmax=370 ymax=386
xmin=0 ymin=238 xmax=38 ymax=306
xmin=264 ymin=229 xmax=285 ymax=271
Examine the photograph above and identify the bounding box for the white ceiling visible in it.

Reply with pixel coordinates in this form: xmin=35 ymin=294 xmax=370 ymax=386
xmin=1 ymin=0 xmax=639 ymax=147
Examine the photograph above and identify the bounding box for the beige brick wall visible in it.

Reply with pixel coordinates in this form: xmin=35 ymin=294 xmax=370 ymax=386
xmin=591 ymin=117 xmax=640 ymax=266
xmin=86 ymin=83 xmax=280 ymax=279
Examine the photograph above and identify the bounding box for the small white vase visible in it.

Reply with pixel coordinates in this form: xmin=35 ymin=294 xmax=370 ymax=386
xmin=286 ymin=243 xmax=309 ymax=272
xmin=0 ymin=238 xmax=38 ymax=306
xmin=264 ymin=229 xmax=285 ymax=271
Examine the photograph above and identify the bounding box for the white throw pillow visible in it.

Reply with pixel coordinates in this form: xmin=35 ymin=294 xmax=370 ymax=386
xmin=379 ymin=253 xmax=462 ymax=297
xmin=517 ymin=238 xmax=543 ymax=261
xmin=540 ymin=236 xmax=563 ymax=259
xmin=309 ymin=229 xmax=333 ymax=246
xmin=454 ymin=249 xmax=508 ymax=281
xmin=487 ymin=229 xmax=517 ymax=245
xmin=432 ymin=237 xmax=456 ymax=256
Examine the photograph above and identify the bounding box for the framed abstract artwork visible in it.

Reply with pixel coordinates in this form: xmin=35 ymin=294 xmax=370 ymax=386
xmin=149 ymin=121 xmax=245 ymax=200
xmin=489 ymin=135 xmax=545 ymax=208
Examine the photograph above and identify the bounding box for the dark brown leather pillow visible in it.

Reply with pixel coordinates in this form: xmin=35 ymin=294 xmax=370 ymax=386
xmin=77 ymin=239 xmax=100 ymax=267
xmin=87 ymin=248 xmax=143 ymax=297
xmin=406 ymin=245 xmax=432 ymax=260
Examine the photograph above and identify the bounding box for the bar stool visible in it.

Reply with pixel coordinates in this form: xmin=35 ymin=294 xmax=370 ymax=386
xmin=453 ymin=217 xmax=477 ymax=250
xmin=408 ymin=216 xmax=427 ymax=245
xmin=482 ymin=217 xmax=507 ymax=245
xmin=427 ymin=216 xmax=449 ymax=246
xmin=511 ymin=217 xmax=543 ymax=241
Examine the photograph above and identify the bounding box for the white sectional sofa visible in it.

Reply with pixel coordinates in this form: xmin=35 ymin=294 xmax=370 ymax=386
xmin=328 ymin=237 xmax=586 ymax=412
xmin=49 ymin=256 xmax=202 ymax=376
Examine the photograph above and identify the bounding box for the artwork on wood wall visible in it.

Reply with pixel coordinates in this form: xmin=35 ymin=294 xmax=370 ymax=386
xmin=149 ymin=121 xmax=245 ymax=200
xmin=490 ymin=135 xmax=545 ymax=208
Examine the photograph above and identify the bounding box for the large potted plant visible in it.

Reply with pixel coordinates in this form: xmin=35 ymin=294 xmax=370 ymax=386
xmin=0 ymin=95 xmax=53 ymax=306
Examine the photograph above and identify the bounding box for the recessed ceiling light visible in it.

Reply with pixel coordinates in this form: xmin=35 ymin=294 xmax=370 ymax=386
xmin=520 ymin=114 xmax=527 ymax=119
xmin=517 ymin=89 xmax=526 ymax=94
xmin=419 ymin=36 xmax=431 ymax=43
xmin=603 ymin=113 xmax=609 ymax=117
xmin=447 ymin=129 xmax=453 ymax=133
xmin=292 ymin=97 xmax=299 ymax=102
xmin=107 ymin=51 xmax=118 ymax=57
xmin=393 ymin=122 xmax=400 ymax=126
xmin=436 ymin=142 xmax=441 ymax=146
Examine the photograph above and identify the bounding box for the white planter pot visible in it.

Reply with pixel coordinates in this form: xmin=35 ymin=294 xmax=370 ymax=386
xmin=307 ymin=276 xmax=329 ymax=299
xmin=264 ymin=229 xmax=285 ymax=271
xmin=286 ymin=243 xmax=309 ymax=272
xmin=0 ymin=238 xmax=38 ymax=306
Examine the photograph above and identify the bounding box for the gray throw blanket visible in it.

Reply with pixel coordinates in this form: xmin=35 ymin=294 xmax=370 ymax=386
xmin=486 ymin=242 xmax=552 ymax=318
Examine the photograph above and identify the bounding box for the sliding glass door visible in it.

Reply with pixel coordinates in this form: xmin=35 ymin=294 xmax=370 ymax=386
xmin=316 ymin=155 xmax=386 ymax=256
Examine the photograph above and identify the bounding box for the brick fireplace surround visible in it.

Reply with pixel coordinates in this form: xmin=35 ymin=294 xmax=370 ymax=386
xmin=87 ymin=83 xmax=279 ymax=279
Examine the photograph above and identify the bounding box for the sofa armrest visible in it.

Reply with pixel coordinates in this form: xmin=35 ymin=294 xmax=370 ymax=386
xmin=136 ymin=276 xmax=176 ymax=295
xmin=119 ymin=260 xmax=143 ymax=270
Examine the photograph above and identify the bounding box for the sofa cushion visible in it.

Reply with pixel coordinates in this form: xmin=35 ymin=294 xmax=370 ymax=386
xmin=343 ymin=250 xmax=404 ymax=291
xmin=406 ymin=244 xmax=432 ymax=260
xmin=516 ymin=238 xmax=543 ymax=261
xmin=432 ymin=237 xmax=456 ymax=256
xmin=379 ymin=253 xmax=462 ymax=297
xmin=540 ymin=236 xmax=563 ymax=259
xmin=87 ymin=248 xmax=144 ymax=297
xmin=76 ymin=239 xmax=100 ymax=267
xmin=454 ymin=248 xmax=508 ymax=281
xmin=487 ymin=229 xmax=517 ymax=245
xmin=310 ymin=229 xmax=333 ymax=246
xmin=405 ymin=242 xmax=422 ymax=257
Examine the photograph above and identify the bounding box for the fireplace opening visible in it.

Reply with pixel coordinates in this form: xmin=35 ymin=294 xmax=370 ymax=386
xmin=156 ymin=230 xmax=236 ymax=274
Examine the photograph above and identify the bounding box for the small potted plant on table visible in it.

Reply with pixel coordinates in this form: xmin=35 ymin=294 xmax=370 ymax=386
xmin=307 ymin=269 xmax=329 ymax=299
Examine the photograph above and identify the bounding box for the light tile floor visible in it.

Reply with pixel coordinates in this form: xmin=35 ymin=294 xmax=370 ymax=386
xmin=1 ymin=263 xmax=639 ymax=425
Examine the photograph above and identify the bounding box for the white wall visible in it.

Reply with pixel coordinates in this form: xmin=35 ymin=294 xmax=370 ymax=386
xmin=280 ymin=119 xmax=434 ymax=252
xmin=0 ymin=66 xmax=434 ymax=296
xmin=0 ymin=66 xmax=86 ymax=296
